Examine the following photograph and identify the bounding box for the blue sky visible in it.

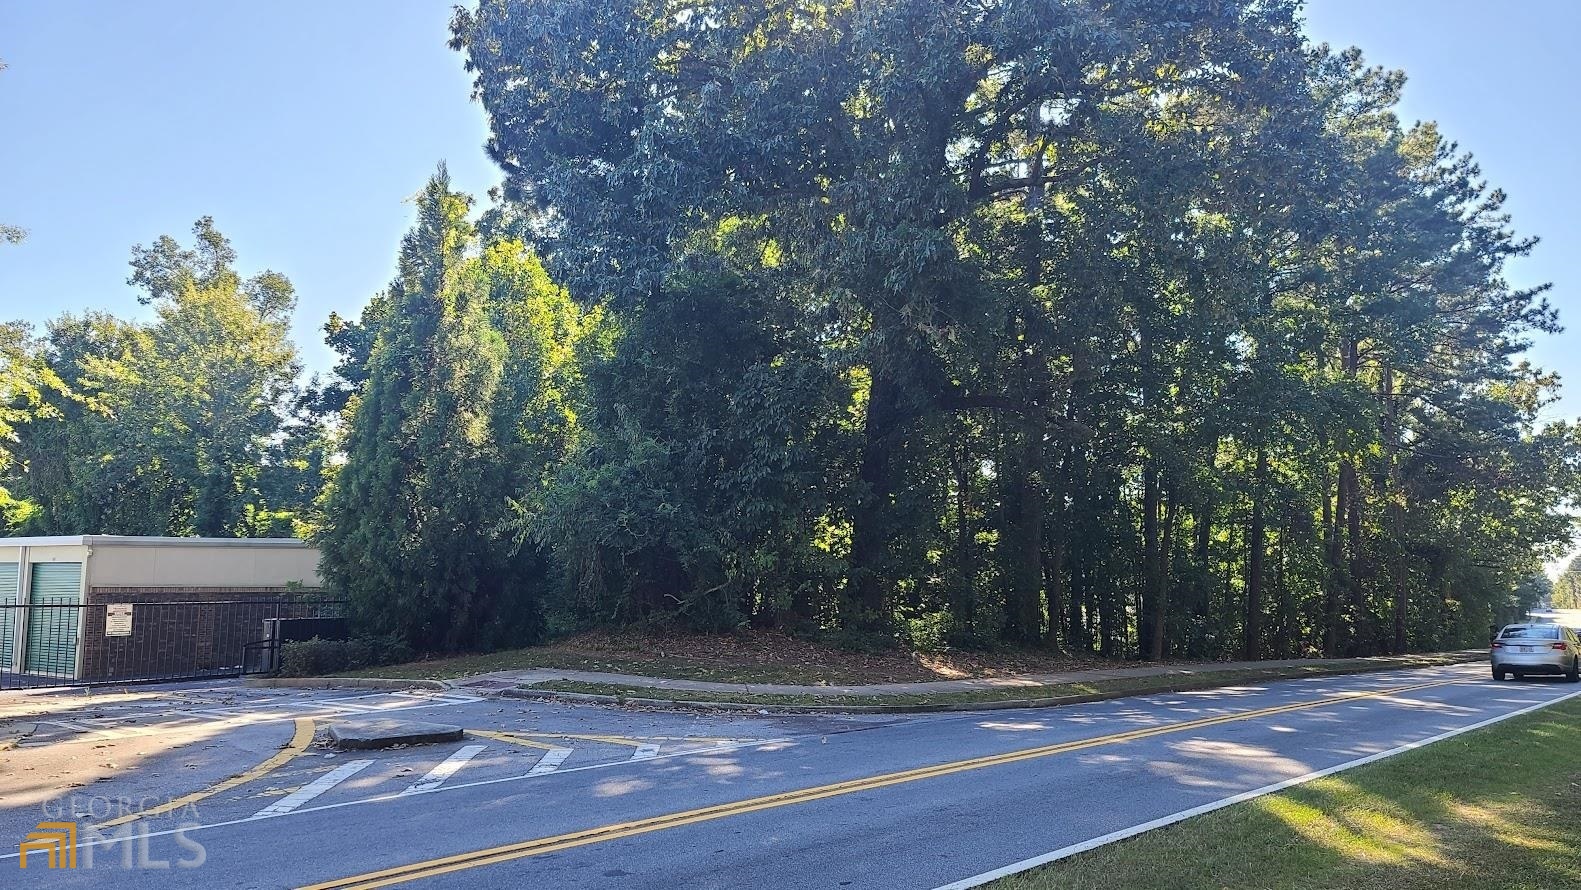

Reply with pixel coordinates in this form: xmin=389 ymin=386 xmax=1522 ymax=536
xmin=0 ymin=1 xmax=502 ymax=378
xmin=1303 ymin=0 xmax=1580 ymax=427
xmin=1 ymin=0 xmax=1576 ymax=411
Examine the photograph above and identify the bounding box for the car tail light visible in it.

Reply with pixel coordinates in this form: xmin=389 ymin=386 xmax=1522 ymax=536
xmin=1553 ymin=642 xmax=1568 ymax=651
xmin=1492 ymin=641 xmax=1503 ymax=648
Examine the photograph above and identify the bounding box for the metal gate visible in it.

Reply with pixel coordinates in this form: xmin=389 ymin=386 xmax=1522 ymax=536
xmin=0 ymin=596 xmax=345 ymax=690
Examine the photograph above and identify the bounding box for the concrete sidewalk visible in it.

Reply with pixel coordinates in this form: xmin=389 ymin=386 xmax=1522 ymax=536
xmin=447 ymin=651 xmax=1483 ymax=698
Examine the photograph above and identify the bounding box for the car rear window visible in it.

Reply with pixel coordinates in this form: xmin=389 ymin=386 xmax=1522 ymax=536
xmin=1500 ymin=625 xmax=1561 ymax=640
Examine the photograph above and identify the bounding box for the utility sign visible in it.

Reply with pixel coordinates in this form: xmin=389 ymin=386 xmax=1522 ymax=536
xmin=104 ymin=603 xmax=133 ymax=637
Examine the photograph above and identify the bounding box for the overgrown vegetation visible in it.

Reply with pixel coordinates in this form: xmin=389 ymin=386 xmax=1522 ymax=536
xmin=4 ymin=1 xmax=1578 ymax=662
xmin=339 ymin=630 xmax=1473 ymax=687
xmin=277 ymin=634 xmax=415 ymax=678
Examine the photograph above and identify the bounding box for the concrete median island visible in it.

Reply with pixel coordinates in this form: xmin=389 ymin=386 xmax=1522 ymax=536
xmin=327 ymin=718 xmax=465 ymax=749
xmin=280 ymin=650 xmax=1486 ymax=713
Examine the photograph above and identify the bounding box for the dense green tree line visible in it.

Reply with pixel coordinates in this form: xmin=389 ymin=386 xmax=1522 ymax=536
xmin=3 ymin=0 xmax=1576 ymax=660
xmin=1552 ymin=559 xmax=1581 ymax=611
xmin=441 ymin=0 xmax=1579 ymax=656
xmin=2 ymin=219 xmax=317 ymax=538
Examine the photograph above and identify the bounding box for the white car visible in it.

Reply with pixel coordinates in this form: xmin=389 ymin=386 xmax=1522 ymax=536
xmin=1491 ymin=623 xmax=1581 ymax=682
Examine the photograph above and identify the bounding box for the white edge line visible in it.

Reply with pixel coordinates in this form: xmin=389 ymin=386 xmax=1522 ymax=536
xmin=0 ymin=737 xmax=793 ymax=861
xmin=929 ymin=686 xmax=1581 ymax=890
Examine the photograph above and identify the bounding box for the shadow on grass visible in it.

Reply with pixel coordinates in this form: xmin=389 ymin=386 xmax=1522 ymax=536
xmin=992 ymin=696 xmax=1581 ymax=890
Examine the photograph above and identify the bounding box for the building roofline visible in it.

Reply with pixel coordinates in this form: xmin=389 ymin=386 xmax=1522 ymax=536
xmin=0 ymin=535 xmax=312 ymax=549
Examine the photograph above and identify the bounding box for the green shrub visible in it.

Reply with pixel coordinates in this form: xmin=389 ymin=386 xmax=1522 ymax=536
xmin=275 ymin=633 xmax=416 ymax=677
xmin=376 ymin=634 xmax=415 ymax=666
xmin=277 ymin=637 xmax=349 ymax=676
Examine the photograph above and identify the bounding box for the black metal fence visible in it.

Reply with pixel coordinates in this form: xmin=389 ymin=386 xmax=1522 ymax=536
xmin=0 ymin=597 xmax=346 ymax=690
xmin=242 ymin=615 xmax=353 ymax=676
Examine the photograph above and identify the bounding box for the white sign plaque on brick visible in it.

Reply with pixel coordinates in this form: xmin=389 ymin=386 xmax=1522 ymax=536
xmin=105 ymin=603 xmax=134 ymax=637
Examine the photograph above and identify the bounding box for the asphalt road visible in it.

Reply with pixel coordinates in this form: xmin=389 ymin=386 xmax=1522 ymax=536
xmin=1 ymin=661 xmax=1573 ymax=888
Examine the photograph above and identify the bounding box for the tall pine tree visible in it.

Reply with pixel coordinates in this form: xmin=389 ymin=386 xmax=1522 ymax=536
xmin=318 ymin=168 xmax=590 ymax=652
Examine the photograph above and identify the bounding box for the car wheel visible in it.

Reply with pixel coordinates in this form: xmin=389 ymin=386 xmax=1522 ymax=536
xmin=1493 ymin=666 xmax=1507 ymax=681
xmin=1568 ymin=659 xmax=1580 ymax=683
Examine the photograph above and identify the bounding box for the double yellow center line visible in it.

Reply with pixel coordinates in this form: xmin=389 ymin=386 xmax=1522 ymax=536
xmin=303 ymin=676 xmax=1460 ymax=889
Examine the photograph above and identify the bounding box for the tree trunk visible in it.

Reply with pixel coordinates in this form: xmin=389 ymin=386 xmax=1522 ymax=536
xmin=1243 ymin=445 xmax=1267 ymax=661
xmin=999 ymin=122 xmax=1048 ymax=646
xmin=1099 ymin=585 xmax=1119 ymax=657
xmin=1341 ymin=338 xmax=1367 ymax=655
xmin=1044 ymin=448 xmax=1070 ymax=650
xmin=1342 ymin=458 xmax=1365 ymax=654
xmin=848 ymin=363 xmax=901 ymax=630
xmin=1382 ymin=365 xmax=1408 ymax=655
xmin=1194 ymin=498 xmax=1213 ymax=638
xmin=1066 ymin=450 xmax=1090 ymax=653
xmin=1274 ymin=513 xmax=1291 ymax=658
xmin=1392 ymin=552 xmax=1408 ymax=654
xmin=1000 ymin=425 xmax=1044 ymax=643
xmin=948 ymin=439 xmax=975 ymax=633
xmin=1156 ymin=490 xmax=1176 ymax=659
xmin=1141 ymin=465 xmax=1163 ymax=658
xmin=1323 ymin=457 xmax=1342 ymax=657
xmin=1069 ymin=540 xmax=1090 ymax=653
xmin=1043 ymin=538 xmax=1064 ymax=651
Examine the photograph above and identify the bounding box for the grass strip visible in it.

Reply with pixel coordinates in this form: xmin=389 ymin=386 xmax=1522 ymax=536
xmin=521 ymin=656 xmax=1479 ymax=708
xmin=987 ymin=692 xmax=1581 ymax=889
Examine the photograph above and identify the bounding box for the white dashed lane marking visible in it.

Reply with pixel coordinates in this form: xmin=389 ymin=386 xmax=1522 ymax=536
xmin=20 ymin=691 xmax=483 ymax=746
xmin=254 ymin=760 xmax=374 ymax=818
xmin=527 ymin=747 xmax=573 ymax=776
xmin=403 ymin=745 xmax=489 ymax=795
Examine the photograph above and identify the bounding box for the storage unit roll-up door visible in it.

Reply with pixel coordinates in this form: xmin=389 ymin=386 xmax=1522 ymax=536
xmin=0 ymin=563 xmax=17 ymax=672
xmin=26 ymin=562 xmax=81 ymax=676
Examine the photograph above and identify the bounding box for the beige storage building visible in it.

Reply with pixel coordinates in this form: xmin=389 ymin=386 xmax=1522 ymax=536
xmin=0 ymin=536 xmax=323 ymax=682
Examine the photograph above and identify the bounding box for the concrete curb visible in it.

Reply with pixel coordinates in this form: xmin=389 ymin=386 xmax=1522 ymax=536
xmin=327 ymin=718 xmax=465 ymax=749
xmin=494 ymin=686 xmax=1122 ymax=714
xmin=249 ymin=652 xmax=1484 ymax=714
xmin=242 ymin=677 xmax=448 ymax=692
xmin=490 ymin=654 xmax=1487 ymax=715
